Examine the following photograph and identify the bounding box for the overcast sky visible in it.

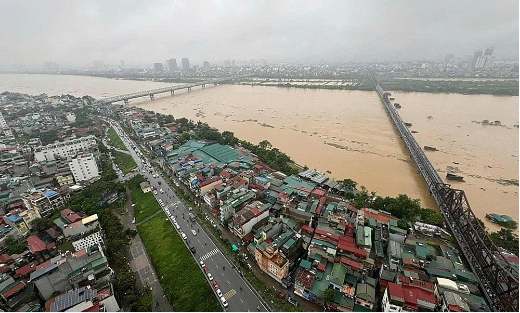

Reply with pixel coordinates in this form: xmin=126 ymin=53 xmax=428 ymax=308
xmin=0 ymin=0 xmax=518 ymax=67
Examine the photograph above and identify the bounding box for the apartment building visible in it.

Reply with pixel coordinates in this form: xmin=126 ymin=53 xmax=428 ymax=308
xmin=34 ymin=135 xmax=97 ymax=162
xmin=68 ymin=154 xmax=99 ymax=183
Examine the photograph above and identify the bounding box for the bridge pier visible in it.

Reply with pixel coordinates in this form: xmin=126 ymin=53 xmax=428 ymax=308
xmin=187 ymin=87 xmax=191 ymax=91
xmin=202 ymin=84 xmax=205 ymax=88
xmin=124 ymin=99 xmax=129 ymax=105
xmin=171 ymin=90 xmax=174 ymax=95
xmin=150 ymin=94 xmax=154 ymax=100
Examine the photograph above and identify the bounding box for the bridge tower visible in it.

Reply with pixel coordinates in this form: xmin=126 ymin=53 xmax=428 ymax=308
xmin=171 ymin=90 xmax=174 ymax=95
xmin=149 ymin=94 xmax=154 ymax=100
xmin=124 ymin=99 xmax=129 ymax=105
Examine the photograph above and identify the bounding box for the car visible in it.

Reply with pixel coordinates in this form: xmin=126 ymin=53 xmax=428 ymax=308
xmin=153 ymin=191 xmax=157 ymax=195
xmin=219 ymin=296 xmax=228 ymax=308
xmin=247 ymin=264 xmax=252 ymax=270
xmin=174 ymin=223 xmax=180 ymax=230
xmin=190 ymin=246 xmax=196 ymax=253
xmin=216 ymin=289 xmax=223 ymax=298
xmin=181 ymin=232 xmax=187 ymax=240
xmin=160 ymin=188 xmax=164 ymax=193
xmin=132 ymin=218 xmax=135 ymax=224
xmin=203 ymin=267 xmax=210 ymax=274
xmin=288 ymin=297 xmax=298 ymax=307
xmin=200 ymin=260 xmax=206 ymax=267
xmin=212 ymin=280 xmax=219 ymax=289
xmin=207 ymin=273 xmax=214 ymax=281
xmin=191 ymin=229 xmax=197 ymax=236
xmin=167 ymin=211 xmax=171 ymax=216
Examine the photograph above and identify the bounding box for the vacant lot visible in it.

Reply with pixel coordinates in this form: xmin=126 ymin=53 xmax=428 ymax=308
xmin=108 ymin=127 xmax=128 ymax=150
xmin=127 ymin=176 xmax=160 ymax=223
xmin=112 ymin=150 xmax=137 ymax=175
xmin=138 ymin=213 xmax=221 ymax=312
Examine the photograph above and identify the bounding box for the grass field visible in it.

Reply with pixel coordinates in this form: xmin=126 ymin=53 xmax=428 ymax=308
xmin=138 ymin=213 xmax=221 ymax=312
xmin=108 ymin=127 xmax=128 ymax=150
xmin=112 ymin=150 xmax=137 ymax=175
xmin=127 ymin=177 xmax=161 ymax=223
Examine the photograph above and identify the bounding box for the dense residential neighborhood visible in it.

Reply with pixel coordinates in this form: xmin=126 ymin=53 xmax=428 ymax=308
xmin=0 ymin=90 xmax=516 ymax=312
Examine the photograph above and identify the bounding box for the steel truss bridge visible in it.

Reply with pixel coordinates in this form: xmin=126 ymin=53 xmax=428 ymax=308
xmin=95 ymin=76 xmax=239 ymax=105
xmin=370 ymin=72 xmax=518 ymax=312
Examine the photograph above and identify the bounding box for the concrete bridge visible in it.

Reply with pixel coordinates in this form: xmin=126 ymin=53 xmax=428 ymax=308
xmin=95 ymin=76 xmax=239 ymax=105
xmin=370 ymin=72 xmax=518 ymax=312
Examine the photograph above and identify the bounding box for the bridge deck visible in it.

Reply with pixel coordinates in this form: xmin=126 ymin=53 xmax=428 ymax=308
xmin=370 ymin=72 xmax=518 ymax=312
xmin=95 ymin=77 xmax=234 ymax=104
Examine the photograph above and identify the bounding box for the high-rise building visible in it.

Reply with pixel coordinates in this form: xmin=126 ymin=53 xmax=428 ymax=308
xmin=168 ymin=59 xmax=177 ymax=71
xmin=203 ymin=61 xmax=210 ymax=71
xmin=472 ymin=46 xmax=494 ymax=69
xmin=120 ymin=60 xmax=125 ymax=68
xmin=0 ymin=112 xmax=8 ymax=129
xmin=154 ymin=63 xmax=164 ymax=71
xmin=182 ymin=58 xmax=190 ymax=70
xmin=43 ymin=62 xmax=59 ymax=71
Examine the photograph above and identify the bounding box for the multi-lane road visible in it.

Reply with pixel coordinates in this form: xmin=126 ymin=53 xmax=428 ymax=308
xmin=107 ymin=120 xmax=268 ymax=312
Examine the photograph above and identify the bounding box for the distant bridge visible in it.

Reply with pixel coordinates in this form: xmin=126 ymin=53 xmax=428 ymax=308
xmin=370 ymin=72 xmax=518 ymax=312
xmin=95 ymin=76 xmax=240 ymax=105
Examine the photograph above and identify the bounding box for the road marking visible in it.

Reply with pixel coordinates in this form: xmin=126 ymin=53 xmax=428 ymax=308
xmin=240 ymin=299 xmax=244 ymax=303
xmin=227 ymin=280 xmax=230 ymax=284
xmin=222 ymin=272 xmax=224 ymax=276
xmin=223 ymin=289 xmax=236 ymax=300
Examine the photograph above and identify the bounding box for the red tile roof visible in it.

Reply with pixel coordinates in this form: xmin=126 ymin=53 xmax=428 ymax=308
xmin=82 ymin=304 xmax=100 ymax=312
xmin=295 ymin=268 xmax=316 ymax=290
xmin=340 ymin=256 xmax=362 ymax=271
xmin=0 ymin=254 xmax=12 ymax=263
xmin=28 ymin=235 xmax=47 ymax=254
xmin=199 ymin=177 xmax=221 ymax=188
xmin=301 ymin=225 xmax=314 ymax=234
xmin=316 ymin=196 xmax=327 ymax=215
xmin=387 ymin=282 xmax=404 ymax=301
xmin=1 ymin=281 xmax=25 ymax=299
xmin=402 ymin=285 xmax=437 ymax=306
xmin=311 ymin=188 xmax=326 ymax=197
xmin=361 ymin=208 xmax=399 ymax=224
xmin=14 ymin=263 xmax=36 ymax=278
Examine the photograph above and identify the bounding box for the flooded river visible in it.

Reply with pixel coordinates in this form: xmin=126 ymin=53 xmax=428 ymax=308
xmin=1 ymin=74 xmax=517 ymax=231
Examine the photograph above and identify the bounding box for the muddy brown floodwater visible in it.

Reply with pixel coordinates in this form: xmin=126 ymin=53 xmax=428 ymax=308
xmin=1 ymin=74 xmax=517 ymax=231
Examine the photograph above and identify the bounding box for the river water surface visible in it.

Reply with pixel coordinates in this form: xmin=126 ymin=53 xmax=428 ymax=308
xmin=1 ymin=74 xmax=517 ymax=231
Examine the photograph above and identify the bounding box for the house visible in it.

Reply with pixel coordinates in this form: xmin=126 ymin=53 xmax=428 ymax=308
xmin=230 ymin=201 xmax=270 ymax=239
xmin=441 ymin=291 xmax=470 ymax=312
xmin=355 ymin=283 xmax=376 ymax=311
xmin=382 ymin=282 xmax=436 ymax=312
xmin=140 ymin=181 xmax=151 ymax=193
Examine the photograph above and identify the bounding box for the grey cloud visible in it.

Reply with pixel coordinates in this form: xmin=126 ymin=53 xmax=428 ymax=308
xmin=0 ymin=0 xmax=517 ymax=67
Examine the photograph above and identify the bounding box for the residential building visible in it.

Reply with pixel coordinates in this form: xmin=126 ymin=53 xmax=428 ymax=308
xmin=68 ymin=154 xmax=99 ymax=182
xmin=230 ymin=200 xmax=270 ymax=238
xmin=154 ymin=63 xmax=164 ymax=71
xmin=0 ymin=112 xmax=8 ymax=129
xmin=140 ymin=181 xmax=151 ymax=193
xmin=255 ymin=242 xmax=290 ymax=284
xmin=72 ymin=231 xmax=103 ymax=251
xmin=34 ymin=135 xmax=97 ymax=162
xmin=26 ymin=190 xmax=65 ymax=217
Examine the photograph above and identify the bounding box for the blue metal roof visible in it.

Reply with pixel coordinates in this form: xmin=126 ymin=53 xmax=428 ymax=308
xmin=191 ymin=179 xmax=199 ymax=186
xmin=44 ymin=190 xmax=59 ymax=198
xmin=202 ymin=167 xmax=210 ymax=173
xmin=8 ymin=215 xmax=22 ymax=223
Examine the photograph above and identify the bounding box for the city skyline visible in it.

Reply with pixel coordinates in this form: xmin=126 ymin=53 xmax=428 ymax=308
xmin=0 ymin=0 xmax=518 ymax=69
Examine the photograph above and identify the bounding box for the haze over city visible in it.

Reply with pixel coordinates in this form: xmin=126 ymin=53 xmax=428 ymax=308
xmin=0 ymin=0 xmax=518 ymax=68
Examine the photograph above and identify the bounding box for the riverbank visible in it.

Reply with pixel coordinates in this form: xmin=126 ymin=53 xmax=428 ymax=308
xmin=237 ymin=77 xmax=519 ymax=96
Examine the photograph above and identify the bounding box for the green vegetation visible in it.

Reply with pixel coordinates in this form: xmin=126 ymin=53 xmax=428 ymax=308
xmin=126 ymin=175 xmax=161 ymax=223
xmin=138 ymin=213 xmax=221 ymax=312
xmin=15 ymin=134 xmax=30 ymax=143
xmin=242 ymin=77 xmax=519 ymax=96
xmin=112 ymin=150 xmax=137 ymax=174
xmin=108 ymin=127 xmax=128 ymax=150
xmin=490 ymin=228 xmax=519 ymax=256
xmin=4 ymin=236 xmax=27 ymax=255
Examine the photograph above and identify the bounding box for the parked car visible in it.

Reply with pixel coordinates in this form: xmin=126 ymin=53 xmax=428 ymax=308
xmin=212 ymin=281 xmax=219 ymax=290
xmin=220 ymin=296 xmax=228 ymax=308
xmin=190 ymin=246 xmax=196 ymax=253
xmin=207 ymin=273 xmax=214 ymax=281
xmin=181 ymin=232 xmax=187 ymax=240
xmin=203 ymin=267 xmax=210 ymax=274
xmin=200 ymin=260 xmax=205 ymax=267
xmin=288 ymin=297 xmax=298 ymax=307
xmin=191 ymin=229 xmax=197 ymax=236
xmin=216 ymin=289 xmax=223 ymax=298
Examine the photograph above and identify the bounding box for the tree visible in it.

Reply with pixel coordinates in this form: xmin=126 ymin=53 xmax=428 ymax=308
xmin=323 ymin=288 xmax=335 ymax=305
xmin=31 ymin=217 xmax=54 ymax=232
xmin=341 ymin=178 xmax=357 ymax=190
xmin=5 ymin=236 xmax=27 ymax=255
xmin=258 ymin=140 xmax=272 ymax=150
xmin=490 ymin=228 xmax=519 ymax=256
